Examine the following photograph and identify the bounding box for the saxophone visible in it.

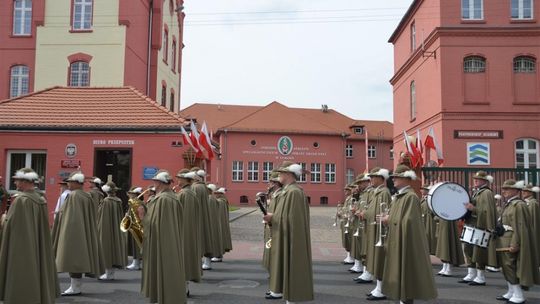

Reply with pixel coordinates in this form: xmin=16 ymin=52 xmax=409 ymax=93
xmin=120 ymin=189 xmax=149 ymax=250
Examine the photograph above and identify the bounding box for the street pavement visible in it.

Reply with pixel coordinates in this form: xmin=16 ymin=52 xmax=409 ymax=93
xmin=54 ymin=207 xmax=540 ymax=303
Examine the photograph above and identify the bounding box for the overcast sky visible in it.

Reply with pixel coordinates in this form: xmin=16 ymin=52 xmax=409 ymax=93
xmin=180 ymin=0 xmax=413 ymax=122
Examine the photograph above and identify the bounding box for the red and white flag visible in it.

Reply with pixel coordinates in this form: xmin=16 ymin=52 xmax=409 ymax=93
xmin=189 ymin=120 xmax=204 ymax=157
xmin=403 ymin=130 xmax=422 ymax=168
xmin=181 ymin=125 xmax=197 ymax=152
xmin=424 ymin=126 xmax=444 ymax=166
xmin=416 ymin=129 xmax=424 ymax=166
xmin=200 ymin=121 xmax=215 ymax=160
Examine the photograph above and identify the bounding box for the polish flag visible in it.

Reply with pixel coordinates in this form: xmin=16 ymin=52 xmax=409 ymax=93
xmin=416 ymin=129 xmax=424 ymax=166
xmin=200 ymin=122 xmax=215 ymax=160
xmin=403 ymin=130 xmax=422 ymax=168
xmin=181 ymin=125 xmax=197 ymax=152
xmin=189 ymin=120 xmax=204 ymax=157
xmin=424 ymin=127 xmax=444 ymax=166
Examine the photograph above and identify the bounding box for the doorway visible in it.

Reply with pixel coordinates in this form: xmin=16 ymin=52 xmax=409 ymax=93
xmin=94 ymin=149 xmax=132 ymax=209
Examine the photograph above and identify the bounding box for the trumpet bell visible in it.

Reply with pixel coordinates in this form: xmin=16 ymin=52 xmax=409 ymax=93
xmin=353 ymin=228 xmax=360 ymax=237
xmin=265 ymin=238 xmax=272 ymax=249
xmin=120 ymin=216 xmax=131 ymax=232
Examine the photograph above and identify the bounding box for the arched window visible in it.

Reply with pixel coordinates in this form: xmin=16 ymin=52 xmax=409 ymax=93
xmin=464 ymin=56 xmax=486 ymax=73
xmin=13 ymin=0 xmax=32 ymax=35
xmin=10 ymin=65 xmax=29 ymax=98
xmin=171 ymin=38 xmax=177 ymax=72
xmin=162 ymin=26 xmax=169 ymax=63
xmin=514 ymin=56 xmax=536 ymax=73
xmin=161 ymin=82 xmax=167 ymax=107
xmin=410 ymin=81 xmax=416 ymax=121
xmin=169 ymin=89 xmax=175 ymax=112
xmin=69 ymin=61 xmax=90 ymax=86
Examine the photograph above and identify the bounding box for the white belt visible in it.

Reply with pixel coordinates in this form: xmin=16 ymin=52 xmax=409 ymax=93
xmin=503 ymin=225 xmax=513 ymax=232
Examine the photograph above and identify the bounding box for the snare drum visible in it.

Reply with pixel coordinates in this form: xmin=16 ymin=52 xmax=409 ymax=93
xmin=427 ymin=182 xmax=469 ymax=221
xmin=460 ymin=225 xmax=492 ymax=248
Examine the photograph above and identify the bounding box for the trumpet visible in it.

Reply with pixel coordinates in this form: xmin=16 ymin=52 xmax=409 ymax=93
xmin=120 ymin=188 xmax=150 ymax=250
xmin=375 ymin=202 xmax=389 ymax=247
xmin=333 ymin=203 xmax=342 ymax=227
xmin=353 ymin=200 xmax=367 ymax=237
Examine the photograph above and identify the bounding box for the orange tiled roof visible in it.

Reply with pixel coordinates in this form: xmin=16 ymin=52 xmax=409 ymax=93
xmin=0 ymin=86 xmax=186 ymax=131
xmin=180 ymin=103 xmax=260 ymax=131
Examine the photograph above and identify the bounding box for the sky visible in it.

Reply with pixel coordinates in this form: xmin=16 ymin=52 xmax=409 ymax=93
xmin=180 ymin=0 xmax=414 ymax=122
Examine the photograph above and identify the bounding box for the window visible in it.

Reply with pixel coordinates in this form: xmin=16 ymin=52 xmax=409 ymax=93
xmin=462 ymin=0 xmax=483 ymax=20
xmin=162 ymin=28 xmax=168 ymax=63
xmin=7 ymin=150 xmax=46 ymax=191
xmin=310 ymin=163 xmax=321 ymax=183
xmin=161 ymin=84 xmax=166 ymax=107
xmin=10 ymin=65 xmax=29 ymax=98
xmin=13 ymin=0 xmax=32 ymax=35
xmin=346 ymin=168 xmax=354 ymax=184
xmin=512 ymin=0 xmax=533 ymax=19
xmin=390 ymin=146 xmax=394 ymax=159
xmin=354 ymin=127 xmax=364 ymax=134
xmin=320 ymin=196 xmax=328 ymax=205
xmin=240 ymin=195 xmax=248 ymax=204
xmin=464 ymin=56 xmax=486 ymax=73
xmin=410 ymin=81 xmax=416 ymax=121
xmin=169 ymin=91 xmax=175 ymax=112
xmin=69 ymin=61 xmax=89 ymax=86
xmin=72 ymin=0 xmax=93 ymax=30
xmin=514 ymin=56 xmax=536 ymax=73
xmin=516 ymin=139 xmax=538 ymax=169
xmin=248 ymin=161 xmax=259 ymax=182
xmin=262 ymin=161 xmax=273 ymax=182
xmin=232 ymin=161 xmax=243 ymax=181
xmin=345 ymin=144 xmax=353 ymax=158
xmin=368 ymin=145 xmax=376 ymax=159
xmin=298 ymin=162 xmax=307 ymax=183
xmin=325 ymin=163 xmax=336 ymax=183
xmin=410 ymin=21 xmax=416 ymax=52
xmin=171 ymin=39 xmax=177 ymax=72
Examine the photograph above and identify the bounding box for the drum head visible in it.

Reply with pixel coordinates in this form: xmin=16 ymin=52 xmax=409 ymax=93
xmin=427 ymin=182 xmax=469 ymax=220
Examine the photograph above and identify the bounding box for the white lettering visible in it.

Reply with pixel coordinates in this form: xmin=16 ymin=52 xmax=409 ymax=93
xmin=93 ymin=139 xmax=135 ymax=145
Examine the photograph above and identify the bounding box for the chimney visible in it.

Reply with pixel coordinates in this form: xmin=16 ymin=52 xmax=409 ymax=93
xmin=321 ymin=104 xmax=328 ymax=113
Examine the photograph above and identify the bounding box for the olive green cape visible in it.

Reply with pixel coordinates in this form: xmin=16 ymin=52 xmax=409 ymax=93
xmin=97 ymin=196 xmax=127 ymax=268
xmin=420 ymin=197 xmax=437 ymax=255
xmin=269 ymin=183 xmax=314 ymax=302
xmin=263 ymin=188 xmax=282 ymax=271
xmin=141 ymin=189 xmax=186 ymax=304
xmin=192 ymin=182 xmax=218 ymax=257
xmin=526 ymin=197 xmax=540 ymax=263
xmin=467 ymin=187 xmax=498 ymax=267
xmin=178 ymin=185 xmax=202 ymax=282
xmin=365 ymin=185 xmax=391 ymax=279
xmin=217 ymin=196 xmax=233 ymax=252
xmin=0 ymin=190 xmax=60 ymax=304
xmin=435 ymin=219 xmax=464 ymax=265
xmin=209 ymin=195 xmax=224 ymax=255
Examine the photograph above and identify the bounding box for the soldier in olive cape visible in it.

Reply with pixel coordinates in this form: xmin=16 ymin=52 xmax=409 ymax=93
xmin=435 ymin=215 xmax=464 ymax=277
xmin=460 ymin=171 xmax=498 ymax=286
xmin=361 ymin=167 xmax=391 ymax=300
xmin=88 ymin=177 xmax=104 ymax=213
xmin=97 ymin=181 xmax=128 ymax=280
xmin=141 ymin=170 xmax=186 ymax=304
xmin=357 ymin=174 xmax=374 ymax=281
xmin=0 ymin=168 xmax=59 ymax=304
xmin=262 ymin=171 xmax=282 ymax=272
xmin=51 ymin=179 xmax=70 ymax=250
xmin=350 ymin=176 xmax=371 ymax=275
xmin=340 ymin=186 xmax=354 ymax=264
xmin=215 ymin=187 xmax=233 ymax=255
xmin=522 ymin=184 xmax=540 ymax=263
xmin=53 ymin=171 xmax=104 ymax=296
xmin=207 ymin=184 xmax=224 ymax=262
xmin=176 ymin=169 xmax=202 ymax=285
xmin=381 ymin=165 xmax=437 ymax=303
xmin=264 ymin=162 xmax=313 ymax=302
xmin=495 ymin=180 xmax=540 ymax=303
xmin=126 ymin=186 xmax=144 ymax=270
xmin=420 ymin=185 xmax=437 ymax=255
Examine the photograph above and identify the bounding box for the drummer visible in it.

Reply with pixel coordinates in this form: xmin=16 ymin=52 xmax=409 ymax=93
xmin=460 ymin=171 xmax=498 ymax=286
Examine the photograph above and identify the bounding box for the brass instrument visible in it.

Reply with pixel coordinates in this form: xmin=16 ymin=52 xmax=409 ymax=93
xmin=375 ymin=202 xmax=389 ymax=247
xmin=332 ymin=203 xmax=342 ymax=227
xmin=120 ymin=189 xmax=150 ymax=250
xmin=353 ymin=200 xmax=367 ymax=237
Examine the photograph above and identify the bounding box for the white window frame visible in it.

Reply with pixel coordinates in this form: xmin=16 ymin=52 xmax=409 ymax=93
xmin=298 ymin=162 xmax=307 ymax=183
xmin=346 ymin=168 xmax=354 ymax=184
xmin=354 ymin=127 xmax=364 ymax=135
xmin=13 ymin=0 xmax=32 ymax=36
xmin=368 ymin=145 xmax=377 ymax=159
xmin=10 ymin=65 xmax=29 ymax=98
xmin=462 ymin=0 xmax=484 ymax=20
xmin=515 ymin=139 xmax=539 ymax=169
xmin=232 ymin=161 xmax=243 ymax=182
xmin=464 ymin=56 xmax=486 ymax=73
xmin=345 ymin=144 xmax=353 ymax=158
xmin=514 ymin=56 xmax=536 ymax=73
xmin=325 ymin=163 xmax=336 ymax=183
xmin=69 ymin=61 xmax=90 ymax=87
xmin=512 ymin=0 xmax=534 ymax=19
xmin=310 ymin=163 xmax=321 ymax=183
xmin=410 ymin=81 xmax=416 ymax=121
xmin=72 ymin=0 xmax=93 ymax=30
xmin=6 ymin=150 xmax=46 ymax=191
xmin=248 ymin=161 xmax=259 ymax=182
xmin=262 ymin=161 xmax=273 ymax=182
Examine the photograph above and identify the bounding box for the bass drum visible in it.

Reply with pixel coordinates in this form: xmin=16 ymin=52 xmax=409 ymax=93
xmin=427 ymin=182 xmax=469 ymax=221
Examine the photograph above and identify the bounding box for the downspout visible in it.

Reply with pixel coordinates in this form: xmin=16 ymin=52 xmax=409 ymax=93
xmin=146 ymin=0 xmax=154 ymax=96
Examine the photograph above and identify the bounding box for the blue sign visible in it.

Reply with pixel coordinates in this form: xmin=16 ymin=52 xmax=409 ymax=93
xmin=467 ymin=143 xmax=490 ymax=165
xmin=143 ymin=167 xmax=159 ymax=180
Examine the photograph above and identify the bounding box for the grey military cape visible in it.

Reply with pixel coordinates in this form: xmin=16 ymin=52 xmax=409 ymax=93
xmin=0 ymin=190 xmax=60 ymax=304
xmin=382 ymin=187 xmax=437 ymax=301
xmin=497 ymin=198 xmax=540 ymax=287
xmin=209 ymin=195 xmax=224 ymax=255
xmin=526 ymin=197 xmax=540 ymax=263
xmin=340 ymin=196 xmax=352 ymax=251
xmin=141 ymin=189 xmax=186 ymax=304
xmin=192 ymin=182 xmax=218 ymax=257
xmin=269 ymin=183 xmax=314 ymax=302
xmin=178 ymin=185 xmax=202 ymax=282
xmin=420 ymin=197 xmax=437 ymax=255
xmin=350 ymin=194 xmax=363 ymax=260
xmin=360 ymin=187 xmax=374 ymax=258
xmin=466 ymin=187 xmax=498 ymax=267
xmin=53 ymin=189 xmax=104 ymax=276
xmin=97 ymin=196 xmax=127 ymax=268
xmin=89 ymin=188 xmax=104 ymax=213
xmin=365 ymin=185 xmax=391 ymax=279
xmin=263 ymin=189 xmax=281 ymax=271
xmin=435 ymin=219 xmax=464 ymax=265
xmin=217 ymin=196 xmax=233 ymax=252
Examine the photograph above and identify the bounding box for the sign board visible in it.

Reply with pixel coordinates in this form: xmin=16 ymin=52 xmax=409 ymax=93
xmin=277 ymin=136 xmax=294 ymax=156
xmin=143 ymin=167 xmax=159 ymax=180
xmin=455 ymin=130 xmax=503 ymax=139
xmin=61 ymin=159 xmax=81 ymax=168
xmin=65 ymin=143 xmax=77 ymax=158
xmin=467 ymin=143 xmax=490 ymax=165
xmin=93 ymin=139 xmax=135 ymax=145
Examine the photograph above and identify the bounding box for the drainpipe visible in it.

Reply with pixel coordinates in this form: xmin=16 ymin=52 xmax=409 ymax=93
xmin=146 ymin=0 xmax=154 ymax=96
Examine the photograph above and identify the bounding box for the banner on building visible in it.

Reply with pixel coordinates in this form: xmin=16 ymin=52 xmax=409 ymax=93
xmin=467 ymin=143 xmax=490 ymax=165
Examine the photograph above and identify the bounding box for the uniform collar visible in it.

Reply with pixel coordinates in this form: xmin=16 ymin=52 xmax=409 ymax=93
xmin=397 ymin=185 xmax=411 ymax=195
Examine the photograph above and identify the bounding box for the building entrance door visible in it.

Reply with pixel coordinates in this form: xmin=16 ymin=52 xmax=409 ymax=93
xmin=94 ymin=149 xmax=132 ymax=207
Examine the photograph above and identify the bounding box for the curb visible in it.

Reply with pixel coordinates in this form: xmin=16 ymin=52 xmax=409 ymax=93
xmin=229 ymin=208 xmax=258 ymax=222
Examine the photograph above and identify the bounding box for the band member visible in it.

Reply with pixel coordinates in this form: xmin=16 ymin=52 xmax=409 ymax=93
xmin=207 ymin=184 xmax=224 ymax=262
xmin=176 ymin=169 xmax=202 ymax=287
xmin=262 ymin=171 xmax=283 ymax=272
xmin=52 ymin=179 xmax=70 ymax=249
xmin=88 ymin=177 xmax=104 ymax=212
xmin=264 ymin=162 xmax=314 ymax=302
xmin=420 ymin=185 xmax=437 ymax=256
xmin=98 ymin=181 xmax=127 ymax=280
xmin=522 ymin=184 xmax=540 ymax=263
xmin=0 ymin=176 xmax=7 ymax=214
xmin=381 ymin=165 xmax=437 ymax=304
xmin=126 ymin=186 xmax=144 ymax=270
xmin=496 ymin=180 xmax=540 ymax=303
xmin=141 ymin=170 xmax=186 ymax=304
xmin=435 ymin=212 xmax=464 ymax=277
xmin=0 ymin=168 xmax=59 ymax=304
xmin=350 ymin=176 xmax=371 ymax=275
xmin=357 ymin=174 xmax=373 ymax=279
xmin=461 ymin=171 xmax=498 ymax=286
xmin=215 ymin=187 xmax=233 ymax=260
xmin=340 ymin=185 xmax=354 ymax=265
xmin=53 ymin=171 xmax=104 ymax=296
